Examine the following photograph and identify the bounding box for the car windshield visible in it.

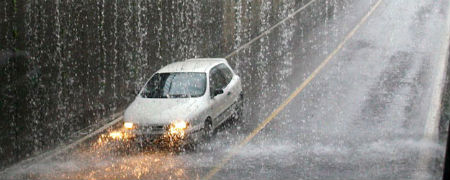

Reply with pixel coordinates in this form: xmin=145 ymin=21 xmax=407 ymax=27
xmin=140 ymin=72 xmax=206 ymax=98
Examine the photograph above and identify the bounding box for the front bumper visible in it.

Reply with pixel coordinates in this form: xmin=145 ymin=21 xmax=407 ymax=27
xmin=122 ymin=124 xmax=203 ymax=144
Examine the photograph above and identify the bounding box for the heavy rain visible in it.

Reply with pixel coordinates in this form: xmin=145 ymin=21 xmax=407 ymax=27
xmin=1 ymin=0 xmax=450 ymax=179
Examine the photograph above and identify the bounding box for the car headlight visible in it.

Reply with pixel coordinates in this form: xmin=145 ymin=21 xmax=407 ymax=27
xmin=124 ymin=122 xmax=134 ymax=129
xmin=168 ymin=120 xmax=189 ymax=136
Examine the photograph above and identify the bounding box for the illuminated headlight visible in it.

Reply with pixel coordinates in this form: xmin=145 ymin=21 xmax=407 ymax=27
xmin=109 ymin=131 xmax=123 ymax=139
xmin=168 ymin=121 xmax=189 ymax=136
xmin=124 ymin=122 xmax=134 ymax=129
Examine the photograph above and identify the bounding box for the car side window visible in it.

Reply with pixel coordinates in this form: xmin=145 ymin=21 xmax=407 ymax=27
xmin=209 ymin=66 xmax=227 ymax=91
xmin=217 ymin=64 xmax=233 ymax=86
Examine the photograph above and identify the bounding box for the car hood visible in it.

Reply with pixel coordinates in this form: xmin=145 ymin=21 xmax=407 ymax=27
xmin=124 ymin=96 xmax=204 ymax=125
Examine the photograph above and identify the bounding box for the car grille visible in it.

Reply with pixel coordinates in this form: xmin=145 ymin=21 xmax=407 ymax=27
xmin=136 ymin=125 xmax=166 ymax=133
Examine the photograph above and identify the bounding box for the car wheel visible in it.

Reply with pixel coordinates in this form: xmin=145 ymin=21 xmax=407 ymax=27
xmin=203 ymin=119 xmax=214 ymax=141
xmin=232 ymin=93 xmax=244 ymax=122
xmin=237 ymin=96 xmax=243 ymax=119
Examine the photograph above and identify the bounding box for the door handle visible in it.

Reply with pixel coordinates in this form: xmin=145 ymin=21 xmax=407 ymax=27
xmin=227 ymin=91 xmax=231 ymax=95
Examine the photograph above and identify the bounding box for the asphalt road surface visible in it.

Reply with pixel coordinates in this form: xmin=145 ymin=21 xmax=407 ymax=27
xmin=2 ymin=0 xmax=450 ymax=179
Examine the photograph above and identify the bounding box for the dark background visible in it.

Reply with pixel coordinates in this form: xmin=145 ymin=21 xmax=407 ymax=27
xmin=0 ymin=0 xmax=339 ymax=169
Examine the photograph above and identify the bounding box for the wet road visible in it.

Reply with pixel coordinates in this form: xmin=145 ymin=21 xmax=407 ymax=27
xmin=3 ymin=0 xmax=450 ymax=179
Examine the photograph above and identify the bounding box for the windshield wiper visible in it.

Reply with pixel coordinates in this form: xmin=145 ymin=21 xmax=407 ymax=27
xmin=168 ymin=94 xmax=189 ymax=98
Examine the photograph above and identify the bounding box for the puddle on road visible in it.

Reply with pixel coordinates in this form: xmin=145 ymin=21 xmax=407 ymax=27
xmin=3 ymin=129 xmax=239 ymax=180
xmin=2 ymin=124 xmax=445 ymax=180
xmin=4 ymin=136 xmax=192 ymax=179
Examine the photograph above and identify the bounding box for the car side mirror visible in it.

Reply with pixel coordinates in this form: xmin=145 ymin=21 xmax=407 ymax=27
xmin=213 ymin=89 xmax=224 ymax=97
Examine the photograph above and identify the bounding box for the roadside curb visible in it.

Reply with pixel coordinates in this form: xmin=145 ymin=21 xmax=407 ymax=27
xmin=0 ymin=111 xmax=123 ymax=175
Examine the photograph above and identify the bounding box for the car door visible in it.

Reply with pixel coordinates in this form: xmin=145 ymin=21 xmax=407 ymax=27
xmin=217 ymin=64 xmax=239 ymax=118
xmin=209 ymin=66 xmax=228 ymax=127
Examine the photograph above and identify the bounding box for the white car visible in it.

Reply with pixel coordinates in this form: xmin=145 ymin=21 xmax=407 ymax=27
xmin=122 ymin=58 xmax=243 ymax=144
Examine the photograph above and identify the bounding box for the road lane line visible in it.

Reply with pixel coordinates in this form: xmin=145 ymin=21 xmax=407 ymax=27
xmin=203 ymin=0 xmax=384 ymax=179
xmin=414 ymin=0 xmax=450 ymax=178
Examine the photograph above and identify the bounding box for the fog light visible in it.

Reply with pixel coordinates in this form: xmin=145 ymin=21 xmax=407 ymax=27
xmin=124 ymin=122 xmax=133 ymax=129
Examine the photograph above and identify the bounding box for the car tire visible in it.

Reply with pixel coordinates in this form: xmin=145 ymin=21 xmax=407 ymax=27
xmin=232 ymin=93 xmax=244 ymax=122
xmin=203 ymin=119 xmax=214 ymax=141
xmin=237 ymin=94 xmax=244 ymax=119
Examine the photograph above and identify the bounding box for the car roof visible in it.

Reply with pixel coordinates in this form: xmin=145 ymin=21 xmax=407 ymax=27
xmin=157 ymin=58 xmax=228 ymax=73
